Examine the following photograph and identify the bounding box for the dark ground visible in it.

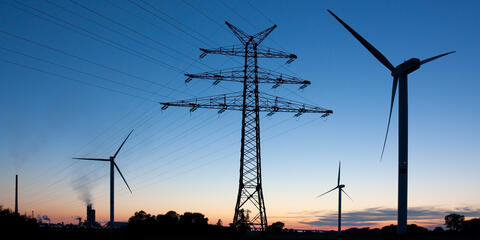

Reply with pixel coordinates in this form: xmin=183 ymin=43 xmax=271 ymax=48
xmin=2 ymin=208 xmax=479 ymax=240
xmin=5 ymin=228 xmax=478 ymax=240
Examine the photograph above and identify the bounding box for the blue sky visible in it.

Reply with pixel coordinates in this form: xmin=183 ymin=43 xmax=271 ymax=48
xmin=0 ymin=0 xmax=479 ymax=229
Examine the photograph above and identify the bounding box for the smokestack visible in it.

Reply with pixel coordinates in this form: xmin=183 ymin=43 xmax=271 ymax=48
xmin=15 ymin=174 xmax=18 ymax=215
xmin=86 ymin=204 xmax=95 ymax=227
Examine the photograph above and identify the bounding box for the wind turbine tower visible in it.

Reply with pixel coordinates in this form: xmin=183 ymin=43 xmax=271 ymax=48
xmin=317 ymin=161 xmax=352 ymax=233
xmin=327 ymin=10 xmax=454 ymax=234
xmin=73 ymin=130 xmax=133 ymax=227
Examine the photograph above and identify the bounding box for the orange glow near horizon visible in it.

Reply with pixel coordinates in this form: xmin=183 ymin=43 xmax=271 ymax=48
xmin=31 ymin=208 xmax=450 ymax=231
xmin=3 ymin=195 xmax=474 ymax=230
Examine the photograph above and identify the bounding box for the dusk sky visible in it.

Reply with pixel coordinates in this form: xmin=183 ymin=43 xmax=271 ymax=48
xmin=0 ymin=0 xmax=479 ymax=230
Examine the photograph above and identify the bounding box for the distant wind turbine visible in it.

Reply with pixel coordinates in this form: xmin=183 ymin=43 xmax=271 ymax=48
xmin=73 ymin=130 xmax=133 ymax=227
xmin=327 ymin=10 xmax=454 ymax=234
xmin=317 ymin=161 xmax=352 ymax=234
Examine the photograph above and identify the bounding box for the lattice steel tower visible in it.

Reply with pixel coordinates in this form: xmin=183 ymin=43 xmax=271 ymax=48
xmin=161 ymin=22 xmax=333 ymax=230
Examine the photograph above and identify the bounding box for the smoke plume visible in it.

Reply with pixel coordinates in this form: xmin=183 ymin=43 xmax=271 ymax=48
xmin=71 ymin=174 xmax=92 ymax=205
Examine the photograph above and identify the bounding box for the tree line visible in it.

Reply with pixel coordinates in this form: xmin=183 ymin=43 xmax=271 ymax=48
xmin=1 ymin=205 xmax=479 ymax=239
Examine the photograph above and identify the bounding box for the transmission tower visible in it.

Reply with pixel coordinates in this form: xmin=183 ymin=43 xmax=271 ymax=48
xmin=161 ymin=21 xmax=333 ymax=230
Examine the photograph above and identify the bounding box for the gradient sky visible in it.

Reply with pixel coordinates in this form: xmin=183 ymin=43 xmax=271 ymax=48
xmin=0 ymin=0 xmax=479 ymax=230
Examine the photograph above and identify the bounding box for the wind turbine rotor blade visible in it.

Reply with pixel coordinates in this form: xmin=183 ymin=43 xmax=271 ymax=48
xmin=316 ymin=186 xmax=338 ymax=198
xmin=380 ymin=76 xmax=399 ymax=161
xmin=114 ymin=162 xmax=132 ymax=194
xmin=327 ymin=10 xmax=395 ymax=72
xmin=72 ymin=157 xmax=110 ymax=161
xmin=341 ymin=189 xmax=353 ymax=201
xmin=420 ymin=51 xmax=455 ymax=65
xmin=337 ymin=161 xmax=341 ymax=186
xmin=113 ymin=129 xmax=133 ymax=159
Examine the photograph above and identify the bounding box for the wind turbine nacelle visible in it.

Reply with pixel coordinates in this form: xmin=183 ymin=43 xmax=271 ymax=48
xmin=392 ymin=58 xmax=421 ymax=76
xmin=339 ymin=184 xmax=345 ymax=188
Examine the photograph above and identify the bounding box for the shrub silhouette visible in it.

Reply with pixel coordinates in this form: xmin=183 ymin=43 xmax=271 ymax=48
xmin=445 ymin=213 xmax=465 ymax=231
xmin=266 ymin=221 xmax=285 ymax=232
xmin=0 ymin=206 xmax=38 ymax=235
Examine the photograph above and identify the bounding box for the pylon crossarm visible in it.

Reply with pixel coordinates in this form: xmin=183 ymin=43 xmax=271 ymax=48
xmin=251 ymin=24 xmax=277 ymax=45
xmin=185 ymin=67 xmax=310 ymax=87
xmin=225 ymin=21 xmax=277 ymax=46
xmin=199 ymin=45 xmax=245 ymax=58
xmin=256 ymin=47 xmax=297 ymax=62
xmin=160 ymin=92 xmax=333 ymax=116
xmin=259 ymin=93 xmax=333 ymax=115
xmin=257 ymin=68 xmax=310 ymax=87
xmin=185 ymin=67 xmax=244 ymax=84
xmin=225 ymin=21 xmax=250 ymax=45
xmin=199 ymin=46 xmax=296 ymax=63
xmin=160 ymin=92 xmax=243 ymax=112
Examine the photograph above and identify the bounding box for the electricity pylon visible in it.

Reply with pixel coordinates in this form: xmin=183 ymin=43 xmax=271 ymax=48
xmin=161 ymin=21 xmax=333 ymax=230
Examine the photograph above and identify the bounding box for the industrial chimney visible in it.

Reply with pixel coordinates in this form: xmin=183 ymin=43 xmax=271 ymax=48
xmin=86 ymin=204 xmax=95 ymax=227
xmin=15 ymin=174 xmax=18 ymax=215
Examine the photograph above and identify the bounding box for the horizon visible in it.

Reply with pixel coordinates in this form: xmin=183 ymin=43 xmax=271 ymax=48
xmin=3 ymin=204 xmax=479 ymax=231
xmin=0 ymin=0 xmax=479 ymax=231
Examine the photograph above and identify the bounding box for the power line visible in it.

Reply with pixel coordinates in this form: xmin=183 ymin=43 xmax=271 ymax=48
xmin=0 ymin=38 xmax=212 ymax=201
xmin=62 ymin=0 xmax=215 ymax=72
xmin=24 ymin=112 xmax=322 ymax=211
xmin=131 ymin=115 xmax=324 ymax=193
xmin=246 ymin=0 xmax=276 ymax=26
xmin=0 ymin=46 xmax=165 ymax=97
xmin=3 ymin=1 xmax=183 ymax=72
xmin=126 ymin=0 xmax=212 ymax=48
xmin=21 ymin=111 xmax=218 ymax=207
xmin=0 ymin=29 xmax=194 ymax=97
xmin=0 ymin=0 xmax=227 ymax=202
xmin=5 ymin=2 xmax=189 ymax=202
xmin=0 ymin=57 xmax=155 ymax=102
xmin=66 ymin=0 xmax=237 ymax=96
xmin=0 ymin=2 xmax=225 ymax=186
xmin=105 ymin=0 xmax=200 ymax=50
xmin=1 ymin=0 xmax=330 ymax=218
xmin=20 ymin=109 xmax=213 ymax=206
xmin=0 ymin=32 xmax=206 ymax=194
xmin=23 ymin=110 xmax=318 ymax=208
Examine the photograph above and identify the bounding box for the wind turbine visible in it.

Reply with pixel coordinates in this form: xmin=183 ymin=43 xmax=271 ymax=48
xmin=317 ymin=161 xmax=352 ymax=234
xmin=73 ymin=130 xmax=133 ymax=227
xmin=327 ymin=10 xmax=455 ymax=234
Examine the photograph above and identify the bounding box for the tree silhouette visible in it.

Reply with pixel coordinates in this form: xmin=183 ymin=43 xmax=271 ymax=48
xmin=267 ymin=221 xmax=285 ymax=232
xmin=156 ymin=210 xmax=179 ymax=225
xmin=445 ymin=213 xmax=465 ymax=231
xmin=165 ymin=211 xmax=180 ymax=224
xmin=433 ymin=226 xmax=445 ymax=233
xmin=128 ymin=210 xmax=158 ymax=230
xmin=179 ymin=212 xmax=208 ymax=225
xmin=233 ymin=208 xmax=250 ymax=232
xmin=381 ymin=224 xmax=397 ymax=235
xmin=0 ymin=206 xmax=38 ymax=235
xmin=462 ymin=218 xmax=480 ymax=234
